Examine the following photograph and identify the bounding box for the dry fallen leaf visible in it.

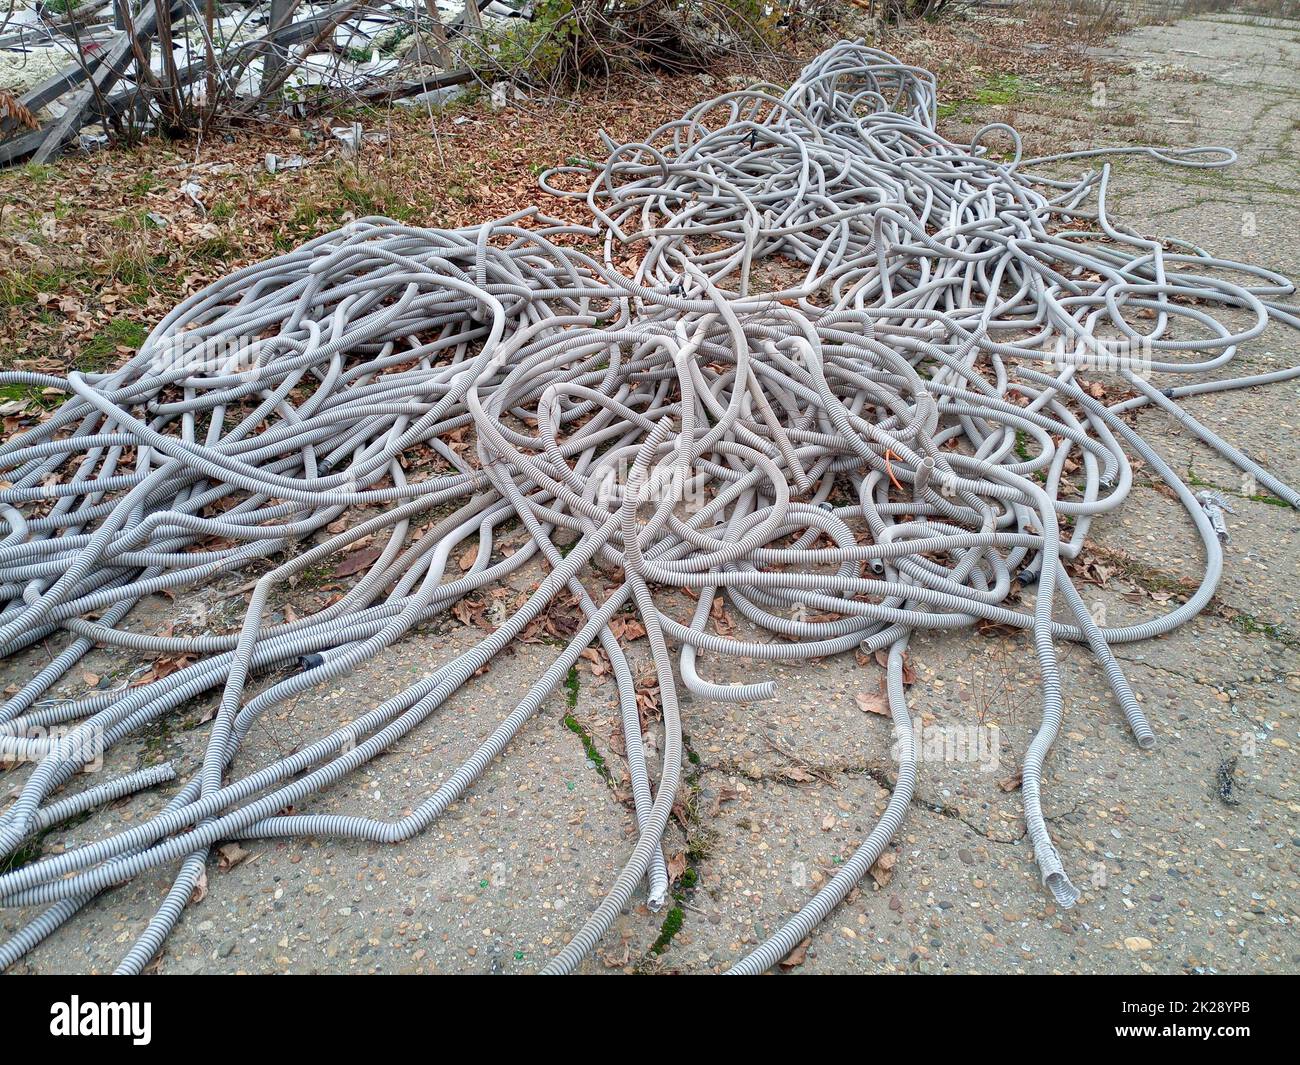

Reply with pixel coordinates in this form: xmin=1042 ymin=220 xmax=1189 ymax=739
xmin=609 ymin=616 xmax=646 ymax=641
xmin=871 ymin=649 xmax=917 ymax=684
xmin=855 ymin=690 xmax=889 ymax=716
xmin=579 ymin=646 xmax=610 ymax=676
xmin=217 ymin=842 xmax=250 ymax=870
xmin=599 ymin=929 xmax=634 ymax=968
xmin=667 ymin=851 xmax=688 ymax=884
xmin=709 ymin=785 xmax=741 ymax=816
xmin=333 ymin=545 xmax=382 ymax=578
xmin=869 ymin=851 xmax=897 ymax=888
xmin=780 ymin=937 xmax=812 ymax=969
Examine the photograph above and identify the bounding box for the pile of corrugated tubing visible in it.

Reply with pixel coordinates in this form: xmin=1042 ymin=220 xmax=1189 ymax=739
xmin=1 ymin=42 xmax=1297 ymax=973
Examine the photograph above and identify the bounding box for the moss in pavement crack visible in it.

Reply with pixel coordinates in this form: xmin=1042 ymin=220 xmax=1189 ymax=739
xmin=563 ymin=711 xmax=611 ymax=784
xmin=650 ymin=905 xmax=685 ymax=955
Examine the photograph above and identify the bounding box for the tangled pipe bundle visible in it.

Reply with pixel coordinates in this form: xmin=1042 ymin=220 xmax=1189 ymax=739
xmin=2 ymin=42 xmax=1298 ymax=974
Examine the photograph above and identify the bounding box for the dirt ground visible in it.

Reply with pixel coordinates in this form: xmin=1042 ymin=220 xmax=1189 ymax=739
xmin=1 ymin=6 xmax=1297 ymax=974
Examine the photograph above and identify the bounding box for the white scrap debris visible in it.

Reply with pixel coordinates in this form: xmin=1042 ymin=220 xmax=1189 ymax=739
xmin=179 ymin=180 xmax=206 ymax=212
xmin=330 ymin=123 xmax=364 ymax=157
xmin=264 ymin=153 xmax=306 ymax=173
xmin=1195 ymin=491 xmax=1235 ymax=543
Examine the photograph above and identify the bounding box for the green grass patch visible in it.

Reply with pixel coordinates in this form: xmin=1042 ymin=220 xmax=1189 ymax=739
xmin=80 ymin=318 xmax=146 ymax=373
xmin=937 ymin=74 xmax=1035 ymax=123
xmin=973 ymin=73 xmax=1029 ymax=106
xmin=0 ymin=267 xmax=77 ymax=308
xmin=0 ymin=382 xmax=62 ymax=410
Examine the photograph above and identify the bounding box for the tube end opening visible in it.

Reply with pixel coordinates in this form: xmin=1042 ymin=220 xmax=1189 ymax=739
xmin=1045 ymin=871 xmax=1081 ymax=909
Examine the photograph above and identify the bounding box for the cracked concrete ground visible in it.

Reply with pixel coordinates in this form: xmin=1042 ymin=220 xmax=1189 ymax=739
xmin=2 ymin=9 xmax=1297 ymax=974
